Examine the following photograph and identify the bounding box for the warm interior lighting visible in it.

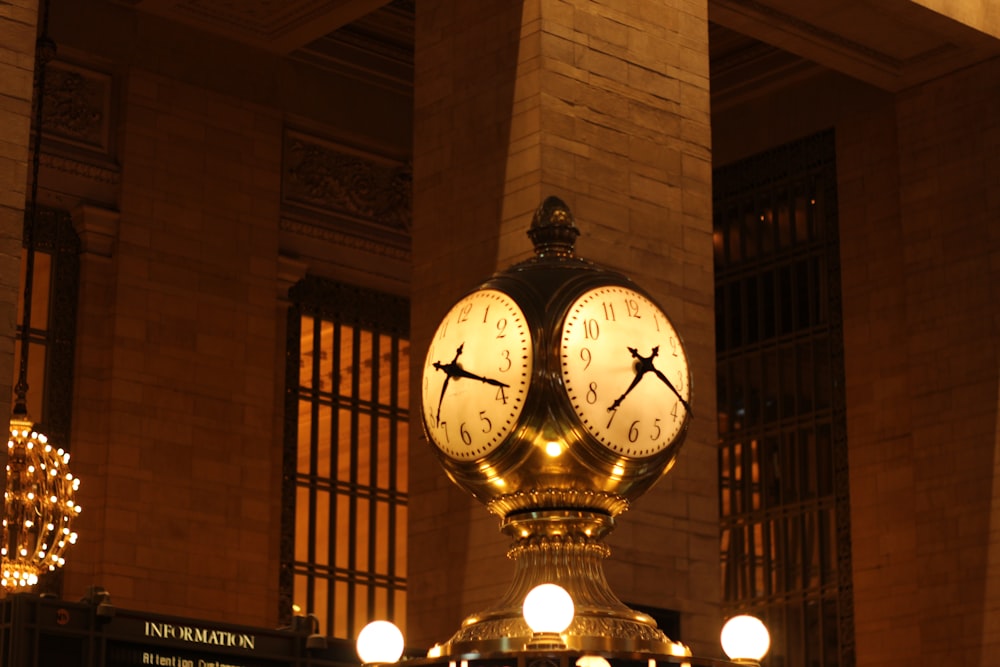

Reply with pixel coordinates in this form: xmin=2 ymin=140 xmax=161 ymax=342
xmin=721 ymin=615 xmax=770 ymax=663
xmin=544 ymin=440 xmax=563 ymax=457
xmin=356 ymin=620 xmax=405 ymax=664
xmin=523 ymin=583 xmax=575 ymax=634
xmin=3 ymin=418 xmax=81 ymax=590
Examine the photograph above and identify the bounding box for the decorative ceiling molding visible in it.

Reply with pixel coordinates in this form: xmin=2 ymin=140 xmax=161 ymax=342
xmin=710 ymin=0 xmax=1000 ymax=92
xmin=129 ymin=0 xmax=396 ymax=54
xmin=709 ymin=26 xmax=827 ymax=111
xmin=290 ymin=0 xmax=414 ymax=94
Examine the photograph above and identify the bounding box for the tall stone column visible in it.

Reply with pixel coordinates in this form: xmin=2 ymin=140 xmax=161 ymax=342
xmin=409 ymin=0 xmax=717 ymax=655
xmin=0 ymin=0 xmax=40 ymax=499
xmin=64 ymin=204 xmax=119 ymax=596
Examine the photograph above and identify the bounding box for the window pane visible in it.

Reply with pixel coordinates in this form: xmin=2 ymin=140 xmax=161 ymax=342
xmin=715 ymin=131 xmax=851 ymax=667
xmin=284 ymin=282 xmax=409 ymax=640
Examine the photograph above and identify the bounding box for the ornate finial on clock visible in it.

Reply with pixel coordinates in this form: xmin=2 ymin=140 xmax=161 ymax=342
xmin=527 ymin=195 xmax=580 ymax=258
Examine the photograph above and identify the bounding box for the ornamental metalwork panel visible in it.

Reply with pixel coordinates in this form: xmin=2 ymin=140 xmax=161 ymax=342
xmin=713 ymin=130 xmax=854 ymax=667
xmin=281 ymin=278 xmax=410 ymax=640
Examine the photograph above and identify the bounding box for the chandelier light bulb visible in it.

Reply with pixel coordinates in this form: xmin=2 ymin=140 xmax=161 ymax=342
xmin=721 ymin=615 xmax=770 ymax=663
xmin=522 ymin=583 xmax=575 ymax=634
xmin=356 ymin=620 xmax=405 ymax=664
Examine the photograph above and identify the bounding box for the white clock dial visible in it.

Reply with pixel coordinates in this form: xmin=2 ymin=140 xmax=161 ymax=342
xmin=560 ymin=286 xmax=691 ymax=457
xmin=422 ymin=290 xmax=533 ymax=461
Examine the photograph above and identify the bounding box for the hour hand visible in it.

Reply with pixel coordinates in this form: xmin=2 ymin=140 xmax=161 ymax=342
xmin=451 ymin=366 xmax=510 ymax=388
xmin=431 ymin=344 xmax=465 ymax=425
xmin=608 ymin=373 xmax=642 ymax=412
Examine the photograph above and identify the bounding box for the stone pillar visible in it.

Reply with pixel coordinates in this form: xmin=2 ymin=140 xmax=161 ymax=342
xmin=64 ymin=204 xmax=119 ymax=596
xmin=0 ymin=0 xmax=40 ymax=498
xmin=410 ymin=0 xmax=717 ymax=654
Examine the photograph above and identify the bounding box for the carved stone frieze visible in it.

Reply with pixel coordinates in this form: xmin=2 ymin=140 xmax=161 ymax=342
xmin=42 ymin=61 xmax=112 ymax=153
xmin=281 ymin=129 xmax=411 ymax=258
xmin=40 ymin=153 xmax=119 ymax=185
xmin=279 ymin=218 xmax=408 ymax=261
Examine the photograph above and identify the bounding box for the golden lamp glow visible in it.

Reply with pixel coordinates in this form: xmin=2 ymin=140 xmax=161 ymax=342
xmin=356 ymin=620 xmax=405 ymax=664
xmin=721 ymin=615 xmax=770 ymax=664
xmin=3 ymin=418 xmax=81 ymax=591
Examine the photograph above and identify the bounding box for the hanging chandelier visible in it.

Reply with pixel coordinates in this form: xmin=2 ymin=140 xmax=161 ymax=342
xmin=2 ymin=0 xmax=81 ymax=593
xmin=3 ymin=418 xmax=80 ymax=589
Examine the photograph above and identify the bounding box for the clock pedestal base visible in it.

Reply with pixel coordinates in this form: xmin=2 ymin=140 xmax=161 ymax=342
xmin=431 ymin=509 xmax=678 ymax=656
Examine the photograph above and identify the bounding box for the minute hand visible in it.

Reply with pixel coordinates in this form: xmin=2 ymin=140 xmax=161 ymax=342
xmin=650 ymin=367 xmax=693 ymax=417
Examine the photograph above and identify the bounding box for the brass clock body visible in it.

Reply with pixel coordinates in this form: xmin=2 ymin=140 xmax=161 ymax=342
xmin=420 ymin=268 xmax=693 ymax=515
xmin=420 ymin=197 xmax=696 ymax=656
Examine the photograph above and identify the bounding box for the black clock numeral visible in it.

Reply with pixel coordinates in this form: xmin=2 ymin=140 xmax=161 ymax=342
xmin=499 ymin=349 xmax=512 ymax=372
xmin=586 ymin=381 xmax=598 ymax=405
xmin=628 ymin=420 xmax=640 ymax=443
xmin=602 ymin=301 xmax=616 ymax=321
xmin=669 ymin=335 xmax=679 ymax=356
xmin=607 ymin=408 xmax=617 ymax=428
xmin=671 ymin=402 xmax=679 ymax=422
xmin=676 ymin=370 xmax=684 ymax=392
xmin=495 ymin=386 xmax=508 ymax=404
xmin=439 ymin=420 xmax=450 ymax=443
xmin=625 ymin=298 xmax=640 ymax=319
xmin=650 ymin=418 xmax=662 ymax=441
xmin=479 ymin=411 xmax=492 ymax=433
xmin=457 ymin=302 xmax=473 ymax=323
xmin=580 ymin=347 xmax=592 ymax=370
xmin=459 ymin=422 xmax=472 ymax=445
xmin=482 ymin=305 xmax=490 ymax=323
xmin=496 ymin=317 xmax=508 ymax=338
xmin=584 ymin=318 xmax=600 ymax=340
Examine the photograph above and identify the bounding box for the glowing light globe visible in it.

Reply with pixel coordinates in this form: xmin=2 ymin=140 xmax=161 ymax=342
xmin=356 ymin=620 xmax=404 ymax=664
xmin=721 ymin=615 xmax=770 ymax=663
xmin=522 ymin=583 xmax=575 ymax=634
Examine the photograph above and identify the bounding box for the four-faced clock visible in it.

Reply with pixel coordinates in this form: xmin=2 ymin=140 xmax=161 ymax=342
xmin=560 ymin=285 xmax=691 ymax=457
xmin=422 ymin=289 xmax=533 ymax=461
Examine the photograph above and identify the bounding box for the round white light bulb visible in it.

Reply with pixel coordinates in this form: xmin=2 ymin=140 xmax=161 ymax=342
xmin=356 ymin=620 xmax=404 ymax=664
xmin=522 ymin=583 xmax=575 ymax=634
xmin=721 ymin=615 xmax=770 ymax=662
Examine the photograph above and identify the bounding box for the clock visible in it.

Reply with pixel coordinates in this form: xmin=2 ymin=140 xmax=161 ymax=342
xmin=422 ymin=289 xmax=533 ymax=461
xmin=560 ymin=285 xmax=691 ymax=458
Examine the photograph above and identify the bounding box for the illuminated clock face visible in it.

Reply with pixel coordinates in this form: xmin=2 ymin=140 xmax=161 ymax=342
xmin=560 ymin=286 xmax=691 ymax=457
xmin=422 ymin=289 xmax=533 ymax=461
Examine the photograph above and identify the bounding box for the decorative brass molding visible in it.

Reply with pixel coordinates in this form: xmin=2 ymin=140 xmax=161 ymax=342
xmin=488 ymin=489 xmax=630 ymax=519
xmin=281 ymin=128 xmax=411 ymax=257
